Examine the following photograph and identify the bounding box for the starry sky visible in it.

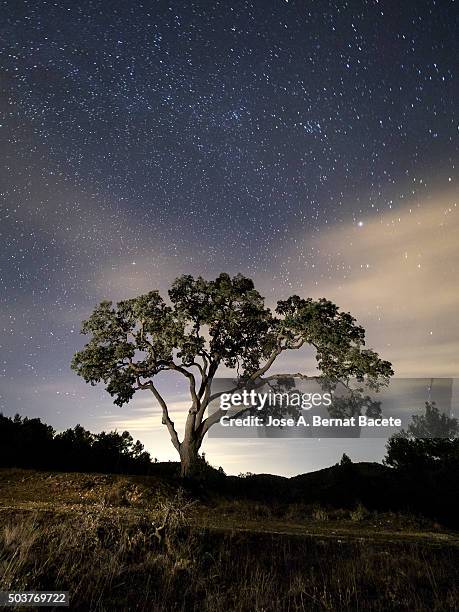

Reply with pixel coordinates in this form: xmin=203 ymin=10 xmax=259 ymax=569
xmin=1 ymin=0 xmax=458 ymax=475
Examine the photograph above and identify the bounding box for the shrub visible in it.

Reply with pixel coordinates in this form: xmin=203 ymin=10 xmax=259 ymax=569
xmin=312 ymin=506 xmax=328 ymax=521
xmin=350 ymin=504 xmax=368 ymax=522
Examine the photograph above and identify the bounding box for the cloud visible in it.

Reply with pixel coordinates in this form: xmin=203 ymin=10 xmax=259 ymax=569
xmin=288 ymin=189 xmax=459 ymax=376
xmin=101 ymin=398 xmax=191 ymax=433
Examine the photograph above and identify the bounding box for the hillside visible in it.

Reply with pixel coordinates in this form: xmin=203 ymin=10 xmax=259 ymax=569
xmin=0 ymin=464 xmax=459 ymax=612
xmin=0 ymin=467 xmax=458 ymax=611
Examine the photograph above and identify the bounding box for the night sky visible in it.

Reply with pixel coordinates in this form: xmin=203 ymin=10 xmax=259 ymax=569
xmin=1 ymin=1 xmax=457 ymax=475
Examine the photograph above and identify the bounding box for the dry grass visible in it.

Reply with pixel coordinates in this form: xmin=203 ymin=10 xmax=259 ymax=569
xmin=0 ymin=505 xmax=458 ymax=611
xmin=0 ymin=469 xmax=458 ymax=610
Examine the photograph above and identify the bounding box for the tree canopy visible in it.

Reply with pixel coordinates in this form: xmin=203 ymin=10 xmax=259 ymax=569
xmin=72 ymin=273 xmax=393 ymax=476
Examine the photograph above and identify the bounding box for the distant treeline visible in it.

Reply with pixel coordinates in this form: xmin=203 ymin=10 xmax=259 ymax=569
xmin=0 ymin=414 xmax=154 ymax=474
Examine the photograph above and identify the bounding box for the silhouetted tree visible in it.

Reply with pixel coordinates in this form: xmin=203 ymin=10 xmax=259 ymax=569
xmin=0 ymin=414 xmax=153 ymax=474
xmin=0 ymin=414 xmax=55 ymax=469
xmin=385 ymin=402 xmax=459 ymax=470
xmin=54 ymin=424 xmax=94 ymax=471
xmin=72 ymin=273 xmax=393 ymax=478
xmin=340 ymin=453 xmax=352 ymax=467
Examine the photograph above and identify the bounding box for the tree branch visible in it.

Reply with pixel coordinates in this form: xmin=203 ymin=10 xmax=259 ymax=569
xmin=168 ymin=363 xmax=200 ymax=414
xmin=137 ymin=378 xmax=181 ymax=452
xmin=197 ymin=340 xmax=308 ymax=439
xmin=195 ymin=361 xmax=219 ymax=428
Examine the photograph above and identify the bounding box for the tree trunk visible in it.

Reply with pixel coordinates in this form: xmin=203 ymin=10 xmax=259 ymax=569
xmin=179 ymin=437 xmax=201 ymax=479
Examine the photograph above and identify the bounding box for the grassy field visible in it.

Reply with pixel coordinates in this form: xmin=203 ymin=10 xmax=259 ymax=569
xmin=0 ymin=468 xmax=458 ymax=611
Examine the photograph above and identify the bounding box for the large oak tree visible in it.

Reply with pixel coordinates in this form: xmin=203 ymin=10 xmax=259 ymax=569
xmin=72 ymin=273 xmax=393 ymax=477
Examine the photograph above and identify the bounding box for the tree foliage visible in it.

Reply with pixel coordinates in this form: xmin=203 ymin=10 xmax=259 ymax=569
xmin=385 ymin=402 xmax=459 ymax=470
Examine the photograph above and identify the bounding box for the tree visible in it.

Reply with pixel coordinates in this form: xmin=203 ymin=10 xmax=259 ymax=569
xmin=71 ymin=273 xmax=393 ymax=478
xmin=0 ymin=414 xmax=55 ymax=469
xmin=340 ymin=453 xmax=352 ymax=467
xmin=385 ymin=402 xmax=459 ymax=470
xmin=0 ymin=414 xmax=153 ymax=474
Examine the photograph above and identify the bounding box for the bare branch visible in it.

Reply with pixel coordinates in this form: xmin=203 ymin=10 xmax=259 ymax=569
xmin=189 ymin=361 xmax=205 ymax=378
xmin=198 ymin=402 xmax=259 ymax=438
xmin=141 ymin=380 xmax=181 ymax=452
xmin=168 ymin=363 xmax=200 ymax=414
xmin=247 ymin=336 xmax=305 ymax=383
xmin=195 ymin=361 xmax=219 ymax=427
xmin=198 ymin=343 xmax=309 ymax=438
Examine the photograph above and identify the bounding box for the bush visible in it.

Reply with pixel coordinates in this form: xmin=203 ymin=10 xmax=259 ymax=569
xmin=312 ymin=506 xmax=328 ymax=521
xmin=350 ymin=504 xmax=368 ymax=522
